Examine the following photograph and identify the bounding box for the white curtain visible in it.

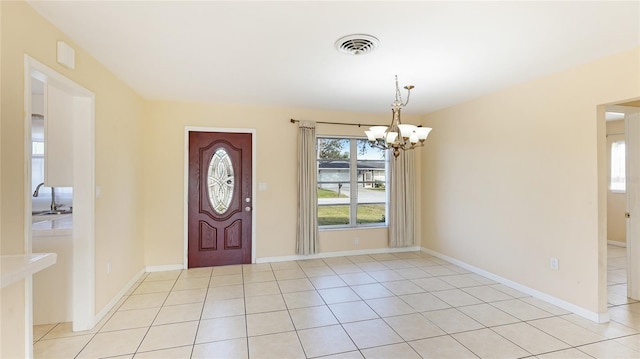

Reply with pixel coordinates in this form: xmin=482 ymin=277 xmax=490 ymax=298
xmin=388 ymin=150 xmax=416 ymax=247
xmin=297 ymin=121 xmax=319 ymax=255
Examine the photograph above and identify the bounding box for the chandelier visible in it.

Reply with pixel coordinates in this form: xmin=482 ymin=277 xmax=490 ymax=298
xmin=365 ymin=76 xmax=432 ymax=158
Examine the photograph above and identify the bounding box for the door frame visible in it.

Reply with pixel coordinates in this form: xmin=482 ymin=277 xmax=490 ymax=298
xmin=183 ymin=127 xmax=257 ymax=268
xmin=601 ymin=102 xmax=640 ymax=313
xmin=24 ymin=55 xmax=96 ymax=346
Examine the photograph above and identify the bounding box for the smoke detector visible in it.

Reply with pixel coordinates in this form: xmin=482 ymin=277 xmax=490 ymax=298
xmin=335 ymin=34 xmax=379 ymax=55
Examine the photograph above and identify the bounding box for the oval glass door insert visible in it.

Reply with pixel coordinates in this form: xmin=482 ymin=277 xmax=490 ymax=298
xmin=208 ymin=148 xmax=234 ymax=214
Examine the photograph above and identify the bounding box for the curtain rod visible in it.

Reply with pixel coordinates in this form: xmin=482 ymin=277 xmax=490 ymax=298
xmin=290 ymin=118 xmax=380 ymax=128
xmin=606 ymin=132 xmax=625 ymax=137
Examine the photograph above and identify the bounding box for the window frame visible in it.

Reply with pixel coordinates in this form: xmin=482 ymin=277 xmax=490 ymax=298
xmin=317 ymin=136 xmax=388 ymax=230
xmin=610 ymin=139 xmax=626 ymax=193
xmin=31 ymin=139 xmax=73 ymax=209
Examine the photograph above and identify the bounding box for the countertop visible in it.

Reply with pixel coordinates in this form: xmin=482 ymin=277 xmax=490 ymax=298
xmin=1 ymin=253 xmax=58 ymax=288
xmin=32 ymin=214 xmax=72 ymax=236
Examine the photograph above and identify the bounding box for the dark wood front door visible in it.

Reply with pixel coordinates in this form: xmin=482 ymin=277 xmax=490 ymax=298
xmin=188 ymin=131 xmax=252 ymax=267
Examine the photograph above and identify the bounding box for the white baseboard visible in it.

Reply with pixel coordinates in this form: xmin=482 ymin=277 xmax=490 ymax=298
xmin=122 ymin=247 xmax=610 ymax=323
xmin=421 ymin=247 xmax=610 ymax=323
xmin=146 ymin=264 xmax=185 ymax=272
xmin=256 ymin=246 xmax=421 ymax=264
xmin=607 ymin=240 xmax=627 ymax=248
xmin=145 ymin=248 xmax=421 ymax=268
xmin=101 ymin=247 xmax=611 ymax=323
xmin=93 ymin=264 xmax=185 ymax=326
xmin=93 ymin=268 xmax=145 ymax=326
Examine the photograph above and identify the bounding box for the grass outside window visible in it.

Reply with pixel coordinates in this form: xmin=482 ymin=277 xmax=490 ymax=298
xmin=318 ymin=188 xmax=348 ymax=198
xmin=318 ymin=205 xmax=350 ymax=226
xmin=318 ymin=203 xmax=385 ymax=226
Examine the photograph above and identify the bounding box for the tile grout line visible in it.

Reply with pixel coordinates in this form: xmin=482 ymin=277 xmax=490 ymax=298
xmin=130 ymin=271 xmax=180 ymax=357
xmin=188 ymin=266 xmax=214 ymax=358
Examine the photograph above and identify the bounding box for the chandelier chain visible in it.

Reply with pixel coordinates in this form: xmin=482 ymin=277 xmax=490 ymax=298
xmin=393 ymin=75 xmax=410 ymax=109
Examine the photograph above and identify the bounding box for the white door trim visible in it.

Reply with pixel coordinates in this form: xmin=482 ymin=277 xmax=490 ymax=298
xmin=183 ymin=127 xmax=257 ymax=268
xmin=24 ymin=56 xmax=96 ymax=339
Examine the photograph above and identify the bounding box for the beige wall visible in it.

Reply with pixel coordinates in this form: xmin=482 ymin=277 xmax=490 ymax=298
xmin=0 ymin=1 xmax=146 ymax=355
xmin=606 ymin=120 xmax=626 ymax=243
xmin=143 ymin=102 xmax=419 ymax=266
xmin=33 ymin=235 xmax=73 ymax=324
xmin=421 ymin=48 xmax=640 ymax=315
xmin=1 ymin=283 xmax=26 ymax=359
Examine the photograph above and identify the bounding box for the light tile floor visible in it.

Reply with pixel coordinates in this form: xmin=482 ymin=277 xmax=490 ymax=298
xmin=34 ymin=247 xmax=640 ymax=358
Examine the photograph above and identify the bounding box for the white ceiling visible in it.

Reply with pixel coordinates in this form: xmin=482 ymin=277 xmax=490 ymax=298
xmin=27 ymin=1 xmax=640 ymax=115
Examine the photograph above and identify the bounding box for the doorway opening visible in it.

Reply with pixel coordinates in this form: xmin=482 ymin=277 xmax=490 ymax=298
xmin=24 ymin=56 xmax=96 ymax=339
xmin=602 ymin=99 xmax=640 ymax=326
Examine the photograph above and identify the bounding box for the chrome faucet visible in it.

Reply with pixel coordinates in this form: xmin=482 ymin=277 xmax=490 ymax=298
xmin=33 ymin=182 xmax=61 ymax=212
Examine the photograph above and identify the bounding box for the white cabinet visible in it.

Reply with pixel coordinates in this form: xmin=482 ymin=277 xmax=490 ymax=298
xmin=45 ymin=84 xmax=74 ymax=187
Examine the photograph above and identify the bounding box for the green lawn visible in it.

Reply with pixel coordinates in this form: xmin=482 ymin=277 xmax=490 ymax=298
xmin=317 ymin=187 xmax=348 ymax=198
xmin=318 ymin=204 xmax=385 ymax=226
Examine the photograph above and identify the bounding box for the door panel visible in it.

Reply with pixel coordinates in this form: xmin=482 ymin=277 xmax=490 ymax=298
xmin=188 ymin=132 xmax=252 ymax=267
xmin=626 ymin=113 xmax=639 ymax=300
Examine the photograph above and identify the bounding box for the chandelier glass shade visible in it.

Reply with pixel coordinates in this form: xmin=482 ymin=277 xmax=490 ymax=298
xmin=365 ymin=76 xmax=432 ymax=158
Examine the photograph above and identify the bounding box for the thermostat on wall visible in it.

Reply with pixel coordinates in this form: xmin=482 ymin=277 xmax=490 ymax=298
xmin=57 ymin=41 xmax=75 ymax=70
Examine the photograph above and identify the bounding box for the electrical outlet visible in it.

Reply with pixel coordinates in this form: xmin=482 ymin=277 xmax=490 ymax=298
xmin=550 ymin=257 xmax=559 ymax=270
xmin=354 ymin=237 xmax=359 ymax=245
xmin=107 ymin=261 xmax=111 ymax=274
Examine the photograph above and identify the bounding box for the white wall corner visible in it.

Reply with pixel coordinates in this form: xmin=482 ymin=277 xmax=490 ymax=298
xmin=94 ymin=268 xmax=145 ymax=326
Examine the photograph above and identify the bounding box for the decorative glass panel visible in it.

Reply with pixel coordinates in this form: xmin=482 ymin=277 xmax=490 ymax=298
xmin=208 ymin=148 xmax=234 ymax=214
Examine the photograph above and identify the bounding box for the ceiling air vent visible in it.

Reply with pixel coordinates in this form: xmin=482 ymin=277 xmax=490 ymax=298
xmin=335 ymin=34 xmax=379 ymax=55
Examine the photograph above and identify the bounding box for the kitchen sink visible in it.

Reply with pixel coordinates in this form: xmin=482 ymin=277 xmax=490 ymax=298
xmin=32 ymin=210 xmax=73 ymax=216
xmin=32 ymin=212 xmax=72 ymax=223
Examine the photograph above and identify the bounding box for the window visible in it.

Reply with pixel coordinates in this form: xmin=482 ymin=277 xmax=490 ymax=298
xmin=610 ymin=140 xmax=626 ymax=192
xmin=317 ymin=137 xmax=387 ymax=228
xmin=32 ymin=140 xmax=46 ymax=195
xmin=31 ymin=139 xmax=73 ymax=212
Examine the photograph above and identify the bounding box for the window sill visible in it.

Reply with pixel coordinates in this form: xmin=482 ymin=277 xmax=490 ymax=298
xmin=610 ymin=189 xmax=626 ymax=194
xmin=319 ymin=224 xmax=387 ymax=232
